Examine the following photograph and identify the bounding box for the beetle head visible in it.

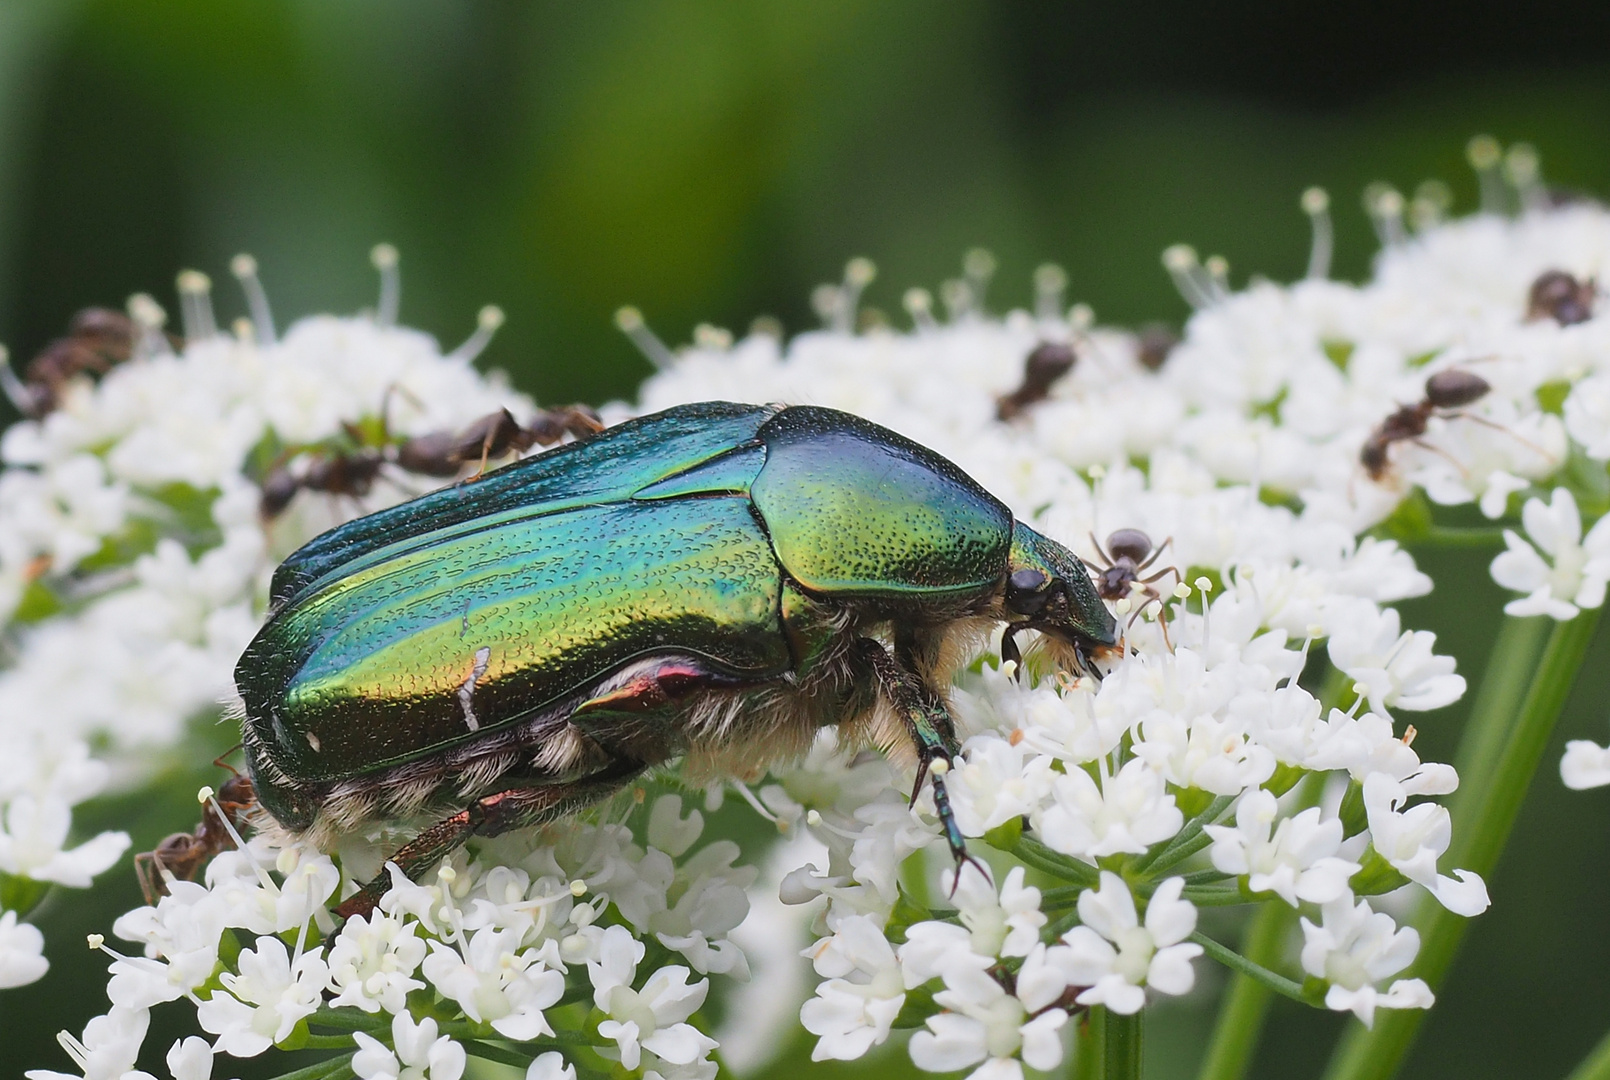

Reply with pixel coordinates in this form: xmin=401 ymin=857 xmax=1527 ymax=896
xmin=1003 ymin=522 xmax=1119 ymax=676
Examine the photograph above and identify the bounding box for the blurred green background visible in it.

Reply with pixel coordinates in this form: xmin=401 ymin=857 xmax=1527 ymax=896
xmin=3 ymin=1 xmax=1610 ymax=1077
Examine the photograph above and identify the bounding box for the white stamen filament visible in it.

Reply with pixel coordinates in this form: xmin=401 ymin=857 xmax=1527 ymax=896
xmin=1504 ymin=143 xmax=1545 ymax=212
xmin=729 ymin=780 xmax=783 ymax=829
xmin=962 ymin=248 xmax=996 ymax=314
xmin=450 ymin=305 xmax=505 ymax=363
xmin=1467 ymin=135 xmax=1505 ymax=214
xmin=614 ymin=306 xmax=676 ymax=369
xmin=940 ymin=278 xmax=975 ymax=322
xmin=0 ymin=346 xmax=37 ymax=414
xmin=230 ymin=253 xmax=277 ymax=344
xmin=1034 ymin=263 xmax=1068 ymax=322
xmin=371 ymin=243 xmax=401 ymax=326
xmin=1364 ymin=184 xmax=1407 ymax=248
xmin=127 ymin=293 xmax=173 ymax=357
xmin=201 ymin=786 xmax=276 ymax=894
xmin=831 ymin=257 xmax=876 ymax=334
xmin=1162 ymin=244 xmax=1215 ymax=310
xmin=903 ymin=287 xmax=938 ymax=331
xmin=1301 ymin=187 xmax=1333 ymax=280
xmin=176 ymin=271 xmax=217 ymax=341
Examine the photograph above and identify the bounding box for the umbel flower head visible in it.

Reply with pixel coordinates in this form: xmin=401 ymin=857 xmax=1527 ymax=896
xmin=10 ymin=135 xmax=1610 ymax=1080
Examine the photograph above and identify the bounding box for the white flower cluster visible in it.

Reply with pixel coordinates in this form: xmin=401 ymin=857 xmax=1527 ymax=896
xmin=32 ymin=793 xmax=751 ymax=1080
xmin=623 ymin=166 xmax=1610 ymax=1076
xmin=14 ymin=142 xmax=1610 ymax=1080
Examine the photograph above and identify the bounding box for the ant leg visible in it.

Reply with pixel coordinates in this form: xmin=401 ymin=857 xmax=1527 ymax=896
xmin=1135 ymin=536 xmax=1174 ymax=573
xmin=1448 ymin=411 xmax=1560 ymax=467
xmin=1086 ymin=532 xmax=1115 ymax=569
xmin=1409 ymin=438 xmax=1470 ymax=477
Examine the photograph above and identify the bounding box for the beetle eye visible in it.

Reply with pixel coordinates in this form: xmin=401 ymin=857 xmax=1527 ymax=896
xmin=1006 ymin=568 xmax=1051 ymax=614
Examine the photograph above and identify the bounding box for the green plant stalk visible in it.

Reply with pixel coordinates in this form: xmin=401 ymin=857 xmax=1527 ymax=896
xmin=1194 ymin=904 xmax=1299 ymax=1080
xmin=1075 ymin=1007 xmax=1102 ymax=1078
xmin=1324 ymin=610 xmax=1601 ymax=1080
xmin=1104 ymin=1006 xmax=1143 ymax=1080
xmin=1449 ymin=614 xmax=1553 ymax=812
xmin=1191 ymin=929 xmax=1312 ymax=1005
xmin=1564 ymin=1027 xmax=1610 ymax=1080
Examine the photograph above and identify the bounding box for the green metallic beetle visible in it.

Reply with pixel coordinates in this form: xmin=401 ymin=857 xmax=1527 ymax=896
xmin=237 ymin=402 xmax=1118 ymax=913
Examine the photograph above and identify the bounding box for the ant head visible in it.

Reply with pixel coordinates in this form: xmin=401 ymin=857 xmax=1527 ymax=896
xmin=1105 ymin=528 xmax=1153 ymax=564
xmin=1424 ymin=369 xmax=1490 ymax=409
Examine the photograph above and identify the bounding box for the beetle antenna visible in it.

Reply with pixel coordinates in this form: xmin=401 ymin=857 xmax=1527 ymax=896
xmin=176 ymin=271 xmax=217 ymax=341
xmin=450 ymin=305 xmax=505 ymax=363
xmin=230 ymin=254 xmax=277 ymax=344
xmin=371 ymin=243 xmax=401 ymax=326
xmin=614 ymin=306 xmax=676 ymax=369
xmin=1301 ymin=187 xmax=1333 ymax=280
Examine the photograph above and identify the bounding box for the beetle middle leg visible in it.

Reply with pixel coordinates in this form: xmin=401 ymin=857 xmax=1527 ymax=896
xmin=851 ymin=637 xmax=989 ymax=890
xmin=336 ymin=759 xmax=644 ymax=919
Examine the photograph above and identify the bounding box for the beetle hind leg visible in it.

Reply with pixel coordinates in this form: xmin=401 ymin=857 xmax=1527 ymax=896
xmin=335 ymin=759 xmax=645 ymax=920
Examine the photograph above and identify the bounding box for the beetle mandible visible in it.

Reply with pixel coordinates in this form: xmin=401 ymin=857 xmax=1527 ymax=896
xmin=236 ymin=402 xmax=1119 ymax=915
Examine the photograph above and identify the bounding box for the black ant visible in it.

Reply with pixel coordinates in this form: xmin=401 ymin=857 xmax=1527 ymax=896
xmin=997 ymin=341 xmax=1077 ymax=421
xmin=1527 ymin=269 xmax=1595 ymax=326
xmin=1359 ymin=369 xmax=1492 ymax=482
xmin=259 ymin=404 xmax=603 ymax=520
xmin=1134 ymin=324 xmax=1178 ymax=371
xmin=134 ymin=762 xmax=257 ymax=904
xmin=1 ymin=308 xmax=178 ymax=418
xmin=1087 ymin=528 xmax=1181 ymax=646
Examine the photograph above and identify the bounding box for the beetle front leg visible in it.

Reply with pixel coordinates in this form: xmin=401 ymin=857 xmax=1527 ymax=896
xmin=336 ymin=760 xmax=644 ymax=919
xmin=851 ymin=638 xmax=988 ymax=890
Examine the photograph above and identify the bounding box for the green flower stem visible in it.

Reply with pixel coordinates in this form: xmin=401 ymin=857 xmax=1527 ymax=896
xmin=1194 ymin=902 xmax=1298 ymax=1080
xmin=1190 ymin=929 xmax=1313 ymax=1006
xmin=1449 ymin=614 xmax=1553 ymax=811
xmin=1074 ymin=1008 xmax=1101 ymax=1078
xmin=264 ymin=1052 xmax=355 ymax=1080
xmin=1103 ymin=1006 xmax=1144 ymax=1080
xmin=1013 ymin=835 xmax=1101 ymax=888
xmin=1564 ymin=1027 xmax=1610 ymax=1080
xmin=1177 ymin=885 xmax=1249 ymax=906
xmin=301 ymin=1034 xmax=358 ymax=1049
xmin=464 ymin=1040 xmax=539 ymax=1068
xmin=307 ymin=1007 xmax=390 ymax=1032
xmin=1410 ymin=526 xmax=1508 ymax=549
xmin=1324 ymin=609 xmax=1602 ymax=1080
xmin=1129 ymin=794 xmax=1235 ymax=875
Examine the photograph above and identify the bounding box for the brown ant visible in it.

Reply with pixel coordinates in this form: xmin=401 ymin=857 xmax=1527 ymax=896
xmin=134 ymin=762 xmax=257 ymax=904
xmin=1087 ymin=528 xmax=1182 ymax=646
xmin=259 ymin=404 xmax=603 ymax=520
xmin=1527 ymin=269 xmax=1595 ymax=326
xmin=1359 ymin=369 xmax=1492 ymax=482
xmin=997 ymin=341 xmax=1076 ymax=420
xmin=1 ymin=308 xmax=178 ymax=418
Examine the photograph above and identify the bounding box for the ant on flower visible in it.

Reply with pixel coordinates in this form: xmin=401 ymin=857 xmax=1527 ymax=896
xmin=1087 ymin=528 xmax=1182 ymax=647
xmin=1359 ymin=369 xmax=1495 ymax=483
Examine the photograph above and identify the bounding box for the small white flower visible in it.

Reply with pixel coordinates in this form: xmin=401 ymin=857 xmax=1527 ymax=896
xmin=524 ymin=1053 xmax=576 ymax=1080
xmin=800 ymin=914 xmax=905 ymax=1061
xmin=1206 ymin=789 xmax=1361 ymax=906
xmin=589 ymin=925 xmax=713 ymax=1071
xmin=421 ymin=927 xmax=565 ymax=1042
xmin=165 ymin=1036 xmax=224 ymax=1080
xmin=1033 ymin=758 xmax=1183 ymax=860
xmin=0 ymin=908 xmax=48 ymax=988
xmin=1565 ymin=372 xmax=1610 ymax=459
xmin=351 ymin=1013 xmax=466 ymax=1080
xmin=907 ymin=964 xmax=1067 ymax=1080
xmin=1326 ymin=606 xmax=1465 ymax=714
xmin=1058 ymin=873 xmax=1202 ymax=1014
xmin=325 ymin=911 xmax=427 ymax=1014
xmin=0 ymin=793 xmax=129 ymax=886
xmin=108 ymin=885 xmax=228 ymax=1010
xmin=24 ymin=1006 xmax=151 ymax=1080
xmin=196 ymin=935 xmax=328 ymax=1057
xmin=1490 ymin=488 xmax=1610 ymax=619
xmin=1300 ymin=896 xmax=1434 ymax=1027
xmin=1363 ymin=774 xmax=1489 ymax=916
xmin=1562 ymin=739 xmax=1610 ymax=789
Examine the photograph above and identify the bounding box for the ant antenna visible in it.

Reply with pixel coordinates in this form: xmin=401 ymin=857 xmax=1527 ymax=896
xmin=371 ymin=243 xmax=401 ymax=326
xmin=230 ymin=254 xmax=277 ymax=344
xmin=1301 ymin=187 xmax=1333 ymax=280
